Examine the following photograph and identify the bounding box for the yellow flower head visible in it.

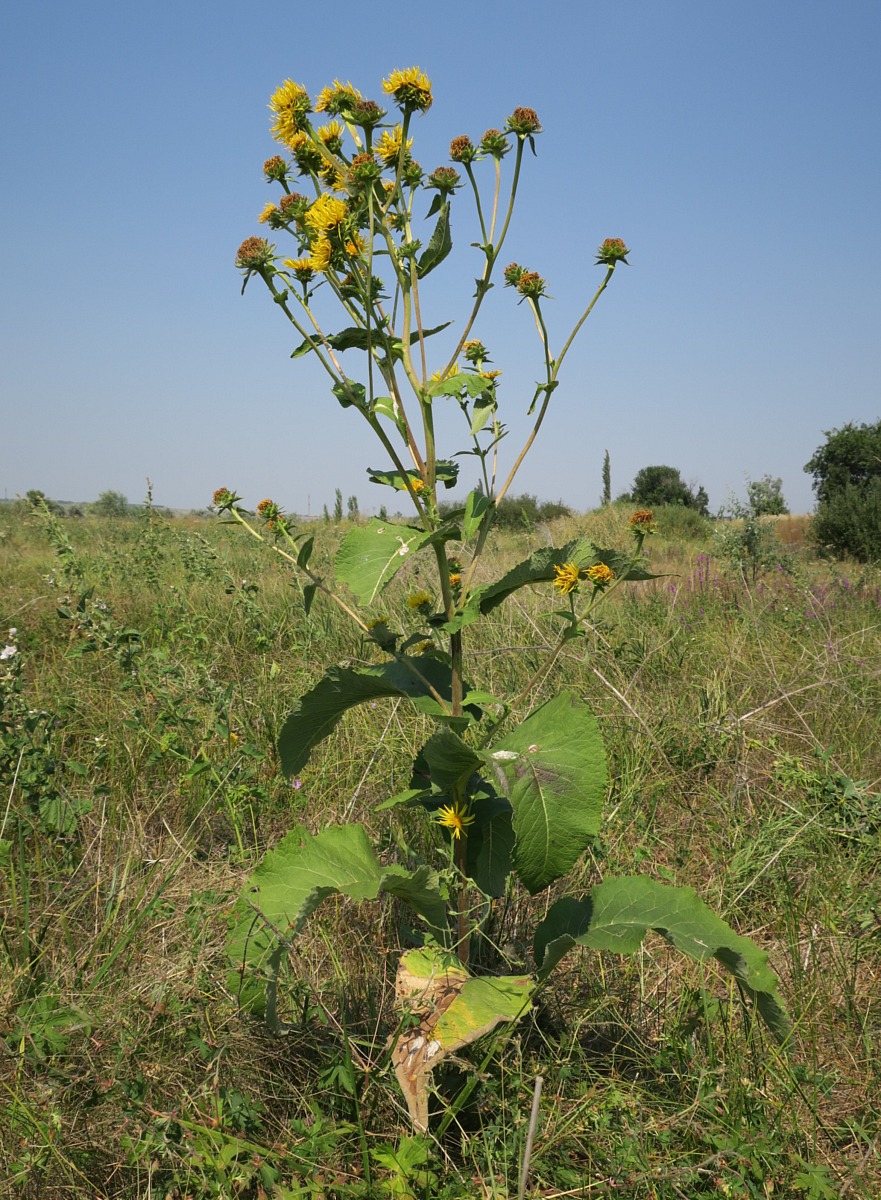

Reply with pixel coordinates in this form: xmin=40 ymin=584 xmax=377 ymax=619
xmin=375 ymin=125 xmax=413 ymax=168
xmin=586 ymin=563 xmax=615 ymax=588
xmin=410 ymin=477 xmax=425 ymax=493
xmin=321 ymin=165 xmax=350 ymax=194
xmin=269 ymin=79 xmax=311 ymax=144
xmin=289 ymin=131 xmax=324 ymax=173
xmin=344 ymin=230 xmax=366 ymax=257
xmin=553 ymin=562 xmax=581 ymax=596
xmin=315 ymin=79 xmax=362 ymax=114
xmin=283 ymin=256 xmax=316 ymax=282
xmin=304 ymin=194 xmax=349 ymax=234
xmin=307 ymin=237 xmax=332 ymax=273
xmin=449 ymin=573 xmax=462 ymax=587
xmin=317 ymin=120 xmax=344 ymax=152
xmin=382 ymin=67 xmax=433 ymax=113
xmin=429 ymin=362 xmax=460 ymax=383
xmin=436 ymin=801 xmax=474 ymax=840
xmin=407 ymin=589 xmax=433 ymax=610
xmin=258 ymin=201 xmax=278 ymax=225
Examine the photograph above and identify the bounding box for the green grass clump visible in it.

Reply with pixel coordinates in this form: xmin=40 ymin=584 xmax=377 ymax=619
xmin=1 ymin=503 xmax=880 ymax=1197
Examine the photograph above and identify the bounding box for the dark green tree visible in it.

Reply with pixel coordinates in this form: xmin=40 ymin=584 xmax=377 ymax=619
xmin=805 ymin=420 xmax=881 ymax=561
xmin=601 ymin=450 xmax=611 ymax=506
xmin=630 ymin=465 xmax=707 ymax=513
xmin=805 ymin=421 xmax=881 ymax=504
xmin=746 ymin=475 xmax=789 ymax=516
xmin=24 ymin=489 xmax=63 ymax=515
xmin=91 ymin=490 xmax=130 ymax=517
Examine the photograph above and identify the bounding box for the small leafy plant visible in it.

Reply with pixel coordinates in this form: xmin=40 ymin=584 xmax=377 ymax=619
xmin=224 ymin=68 xmax=788 ymax=1129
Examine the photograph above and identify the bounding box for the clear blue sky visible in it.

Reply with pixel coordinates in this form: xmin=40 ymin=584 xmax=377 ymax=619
xmin=2 ymin=0 xmax=879 ymax=515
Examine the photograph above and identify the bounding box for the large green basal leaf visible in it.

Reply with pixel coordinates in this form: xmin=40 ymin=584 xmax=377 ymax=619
xmin=278 ymin=659 xmax=454 ymax=777
xmin=228 ymin=824 xmax=447 ymax=1018
xmin=392 ymin=946 xmax=533 ymax=1130
xmin=534 ymin=876 xmax=789 ymax=1043
xmin=488 ymin=692 xmax=606 ymax=894
xmin=335 ymin=518 xmax=433 ymax=605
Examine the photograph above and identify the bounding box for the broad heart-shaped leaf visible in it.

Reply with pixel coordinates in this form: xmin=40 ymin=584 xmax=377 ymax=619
xmin=473 ymin=539 xmax=597 ymax=616
xmin=392 ymin=946 xmax=534 ymax=1130
xmin=228 ymin=825 xmax=448 ymax=1022
xmin=335 ymin=518 xmax=433 ymax=605
xmin=278 ymin=659 xmax=455 ymax=777
xmin=421 ymin=727 xmax=484 ymax=792
xmin=533 ymin=876 xmax=789 ymax=1043
xmin=488 ymin=692 xmax=606 ymax=894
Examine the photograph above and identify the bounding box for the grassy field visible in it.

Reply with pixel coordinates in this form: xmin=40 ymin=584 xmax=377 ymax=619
xmin=1 ymin=502 xmax=879 ymax=1198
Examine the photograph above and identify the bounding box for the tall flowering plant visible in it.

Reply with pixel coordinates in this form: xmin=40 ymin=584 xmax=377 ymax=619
xmin=225 ymin=70 xmax=786 ymax=1130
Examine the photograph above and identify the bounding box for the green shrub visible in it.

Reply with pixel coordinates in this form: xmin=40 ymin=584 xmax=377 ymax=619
xmin=810 ymin=478 xmax=881 ymax=562
xmin=653 ymin=503 xmax=712 ymax=541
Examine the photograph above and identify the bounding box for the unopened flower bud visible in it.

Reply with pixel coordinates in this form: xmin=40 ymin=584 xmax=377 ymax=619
xmin=629 ymin=508 xmax=656 ymax=533
xmin=347 ymin=152 xmax=382 ymax=192
xmin=213 ymin=487 xmax=236 ymax=510
xmin=350 ymin=98 xmax=386 ymax=128
xmin=516 ymin=270 xmax=547 ymax=299
xmin=263 ymin=155 xmax=288 ymax=182
xmin=506 ymin=107 xmax=542 ymax=136
xmin=480 ymin=128 xmax=510 ymax=157
xmin=279 ymin=192 xmax=310 ymax=223
xmin=402 ymin=159 xmax=423 ymax=187
xmin=449 ymin=135 xmax=477 ymax=164
xmin=289 ymin=132 xmax=323 ymax=174
xmin=463 ymin=339 xmax=488 ymax=363
xmin=235 ymin=237 xmax=275 ymax=271
xmin=427 ymin=165 xmax=461 ymax=194
xmin=596 ymin=238 xmax=630 ymax=266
